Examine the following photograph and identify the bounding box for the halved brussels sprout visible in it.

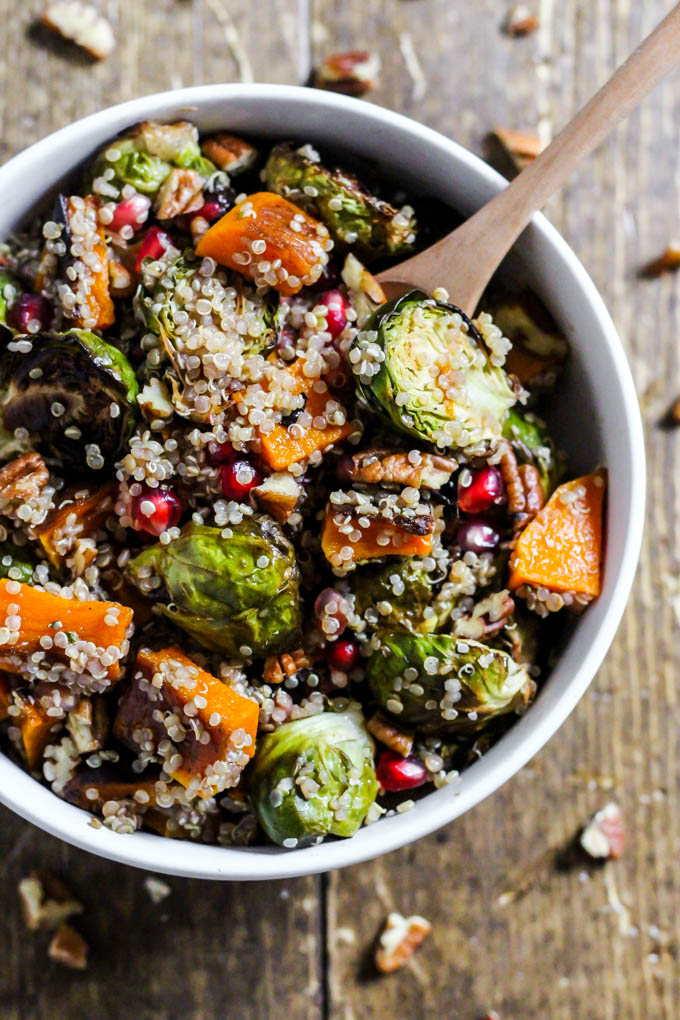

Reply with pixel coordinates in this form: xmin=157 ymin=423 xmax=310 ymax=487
xmin=263 ymin=142 xmax=416 ymax=261
xmin=0 ymin=329 xmax=139 ymax=470
xmin=351 ymin=291 xmax=519 ymax=452
xmin=89 ymin=121 xmax=216 ymax=199
xmin=350 ymin=557 xmax=452 ymax=634
xmin=366 ymin=631 xmax=533 ymax=734
xmin=126 ymin=518 xmax=301 ymax=658
xmin=502 ymin=408 xmax=565 ymax=499
xmin=250 ymin=702 xmax=378 ymax=847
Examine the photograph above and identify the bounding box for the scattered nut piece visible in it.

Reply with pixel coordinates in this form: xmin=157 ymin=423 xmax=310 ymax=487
xmin=492 ymin=127 xmax=544 ymax=172
xmin=18 ymin=870 xmax=83 ymax=931
xmin=312 ymin=51 xmax=381 ymax=97
xmin=374 ymin=911 xmax=432 ymax=973
xmin=338 ymin=449 xmax=458 ymax=490
xmin=665 ymin=396 xmax=680 ymax=426
xmin=252 ymin=471 xmax=301 ymax=524
xmin=154 ymin=168 xmax=205 ymax=221
xmin=42 ymin=2 xmax=115 ymax=60
xmin=503 ymin=5 xmax=539 ymax=36
xmin=0 ymin=453 xmax=49 ymax=509
xmin=483 ymin=1012 xmax=503 ymax=1020
xmin=108 ymin=256 xmax=134 ymax=298
xmin=143 ymin=876 xmax=172 ymax=904
xmin=580 ymin=802 xmax=625 ymax=860
xmin=201 ymin=133 xmax=259 ymax=175
xmin=367 ymin=712 xmax=414 ymax=757
xmin=138 ymin=378 xmax=175 ymax=421
xmin=48 ymin=923 xmax=88 ymax=969
xmin=264 ymin=648 xmax=309 ymax=685
xmin=640 ymin=244 xmax=680 ymax=277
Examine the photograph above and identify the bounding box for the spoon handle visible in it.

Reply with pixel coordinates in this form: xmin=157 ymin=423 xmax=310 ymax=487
xmin=381 ymin=2 xmax=680 ymax=314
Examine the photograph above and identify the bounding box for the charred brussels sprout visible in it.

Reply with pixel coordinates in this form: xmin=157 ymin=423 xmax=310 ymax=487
xmin=351 ymin=291 xmax=518 ymax=451
xmin=502 ymin=408 xmax=564 ymax=498
xmin=366 ymin=632 xmax=533 ymax=734
xmin=89 ymin=121 xmax=216 ymax=199
xmin=0 ymin=329 xmax=138 ymax=470
xmin=350 ymin=558 xmax=452 ymax=634
xmin=250 ymin=702 xmax=378 ymax=846
xmin=263 ymin=142 xmax=416 ymax=261
xmin=127 ymin=518 xmax=301 ymax=657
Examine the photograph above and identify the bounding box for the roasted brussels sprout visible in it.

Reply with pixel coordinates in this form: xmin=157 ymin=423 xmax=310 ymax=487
xmin=263 ymin=142 xmax=416 ymax=261
xmin=350 ymin=557 xmax=452 ymax=634
xmin=491 ymin=291 xmax=568 ymax=392
xmin=502 ymin=408 xmax=564 ymax=498
xmin=351 ymin=291 xmax=518 ymax=452
xmin=0 ymin=329 xmax=139 ymax=470
xmin=250 ymin=702 xmax=378 ymax=846
xmin=89 ymin=121 xmax=216 ymax=199
xmin=126 ymin=518 xmax=301 ymax=658
xmin=366 ymin=632 xmax=533 ymax=734
xmin=0 ymin=269 xmax=21 ymax=325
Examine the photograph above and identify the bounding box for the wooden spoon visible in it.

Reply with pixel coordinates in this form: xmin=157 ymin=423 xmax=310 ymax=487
xmin=378 ymin=2 xmax=680 ymax=315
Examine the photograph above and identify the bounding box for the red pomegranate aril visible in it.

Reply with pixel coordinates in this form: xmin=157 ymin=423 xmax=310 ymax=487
xmin=458 ymin=466 xmax=504 ymax=514
xmin=455 ymin=519 xmax=500 ymax=554
xmin=135 ymin=226 xmax=173 ymax=272
xmin=206 ymin=440 xmax=237 ymax=466
xmin=320 ymin=289 xmax=349 ymax=339
xmin=131 ymin=485 xmax=182 ymax=537
xmin=376 ymin=750 xmax=427 ymax=792
xmin=220 ymin=459 xmax=263 ymax=501
xmin=194 ymin=200 xmax=226 ymax=224
xmin=326 ymin=636 xmax=360 ymax=672
xmin=7 ymin=293 xmax=52 ymax=334
xmin=109 ymin=194 xmax=151 ymax=234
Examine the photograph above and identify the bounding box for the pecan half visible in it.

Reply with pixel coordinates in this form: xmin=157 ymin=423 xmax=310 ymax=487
xmin=374 ymin=912 xmax=432 ymax=974
xmin=154 ymin=168 xmax=205 ymax=220
xmin=498 ymin=442 xmax=525 ymax=517
xmin=201 ymin=133 xmax=258 ymax=174
xmin=518 ymin=463 xmax=544 ymax=520
xmin=367 ymin=712 xmax=414 ymax=757
xmin=42 ymin=2 xmax=115 ymax=60
xmin=0 ymin=453 xmax=48 ymax=508
xmin=263 ymin=648 xmax=309 ymax=685
xmin=338 ymin=449 xmax=457 ymax=490
xmin=492 ymin=127 xmax=543 ymax=172
xmin=312 ymin=51 xmax=381 ymax=97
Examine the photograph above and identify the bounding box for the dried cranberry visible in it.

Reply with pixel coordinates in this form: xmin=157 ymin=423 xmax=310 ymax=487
xmin=320 ymin=289 xmax=349 ymax=339
xmin=326 ymin=636 xmax=360 ymax=672
xmin=135 ymin=226 xmax=173 ymax=273
xmin=131 ymin=485 xmax=182 ymax=537
xmin=7 ymin=293 xmax=52 ymax=334
xmin=455 ymin=520 xmax=500 ymax=553
xmin=220 ymin=459 xmax=263 ymax=501
xmin=109 ymin=194 xmax=151 ymax=234
xmin=458 ymin=466 xmax=504 ymax=514
xmin=376 ymin=750 xmax=427 ymax=792
xmin=206 ymin=440 xmax=237 ymax=466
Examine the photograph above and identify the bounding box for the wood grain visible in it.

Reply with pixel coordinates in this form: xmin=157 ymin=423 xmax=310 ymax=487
xmin=313 ymin=1 xmax=680 ymax=1018
xmin=0 ymin=1 xmax=679 ymax=1018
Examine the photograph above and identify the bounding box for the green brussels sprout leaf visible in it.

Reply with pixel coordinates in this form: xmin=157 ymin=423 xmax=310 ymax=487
xmin=502 ymin=408 xmax=565 ymax=499
xmin=350 ymin=557 xmax=453 ymax=634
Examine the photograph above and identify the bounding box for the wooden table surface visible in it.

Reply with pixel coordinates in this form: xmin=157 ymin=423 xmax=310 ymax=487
xmin=0 ymin=2 xmax=678 ymax=1017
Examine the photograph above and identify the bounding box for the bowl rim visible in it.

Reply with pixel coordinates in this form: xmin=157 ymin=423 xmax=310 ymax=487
xmin=0 ymin=83 xmax=645 ymax=880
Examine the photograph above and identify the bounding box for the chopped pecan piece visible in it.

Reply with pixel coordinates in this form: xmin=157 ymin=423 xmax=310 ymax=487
xmin=374 ymin=912 xmax=432 ymax=974
xmin=338 ymin=449 xmax=457 ymax=490
xmin=48 ymin=923 xmax=89 ymax=969
xmin=66 ymin=696 xmax=109 ymax=754
xmin=312 ymin=51 xmax=381 ymax=97
xmin=0 ymin=452 xmax=48 ymax=508
xmin=641 ymin=244 xmax=680 ymax=278
xmin=108 ymin=255 xmax=134 ymax=297
xmin=518 ymin=463 xmax=544 ymax=520
xmin=580 ymin=802 xmax=625 ymax=860
xmin=453 ymin=590 xmax=515 ymax=641
xmin=492 ymin=127 xmax=543 ymax=172
xmin=498 ymin=442 xmax=525 ymax=519
xmin=263 ymin=648 xmax=309 ymax=685
xmin=18 ymin=870 xmax=83 ymax=931
xmin=252 ymin=471 xmax=301 ymax=524
xmin=154 ymin=169 xmax=205 ymax=220
xmin=367 ymin=711 xmax=414 ymax=757
xmin=42 ymin=1 xmax=115 ymax=59
xmin=503 ymin=5 xmax=539 ymax=36
xmin=201 ymin=133 xmax=259 ymax=174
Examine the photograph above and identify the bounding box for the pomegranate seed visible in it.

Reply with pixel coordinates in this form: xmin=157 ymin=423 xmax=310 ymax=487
xmin=206 ymin=440 xmax=237 ymax=466
xmin=109 ymin=194 xmax=151 ymax=234
xmin=315 ymin=587 xmax=350 ymax=637
xmin=319 ymin=289 xmax=349 ymax=339
xmin=220 ymin=459 xmax=263 ymax=501
xmin=376 ymin=750 xmax=427 ymax=792
xmin=194 ymin=200 xmax=227 ymax=224
xmin=326 ymin=636 xmax=360 ymax=672
xmin=7 ymin=293 xmax=52 ymax=334
xmin=335 ymin=453 xmax=354 ymax=483
xmin=131 ymin=485 xmax=182 ymax=537
xmin=458 ymin=466 xmax=504 ymax=514
xmin=455 ymin=520 xmax=500 ymax=553
xmin=135 ymin=226 xmax=173 ymax=273
xmin=305 ymin=262 xmax=340 ymax=293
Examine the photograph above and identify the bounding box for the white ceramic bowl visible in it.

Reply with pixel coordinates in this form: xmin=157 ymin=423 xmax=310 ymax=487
xmin=0 ymin=84 xmax=645 ymax=880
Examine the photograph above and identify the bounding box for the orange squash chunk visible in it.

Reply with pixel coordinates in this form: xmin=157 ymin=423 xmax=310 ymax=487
xmin=260 ymin=386 xmax=353 ymax=470
xmin=114 ymin=647 xmax=259 ymax=796
xmin=0 ymin=672 xmax=11 ymax=721
xmin=509 ymin=470 xmax=606 ymax=597
xmin=35 ymin=483 xmax=117 ymax=567
xmin=0 ymin=580 xmax=132 ymax=681
xmin=66 ymin=196 xmax=115 ymax=330
xmin=19 ymin=701 xmax=59 ymax=770
xmin=196 ymin=191 xmax=329 ymax=295
xmin=322 ymin=512 xmax=433 ymax=568
xmin=64 ymin=770 xmax=161 ymax=811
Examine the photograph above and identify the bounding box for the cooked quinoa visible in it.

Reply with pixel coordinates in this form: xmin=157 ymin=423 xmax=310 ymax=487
xmin=0 ymin=124 xmax=605 ymax=848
